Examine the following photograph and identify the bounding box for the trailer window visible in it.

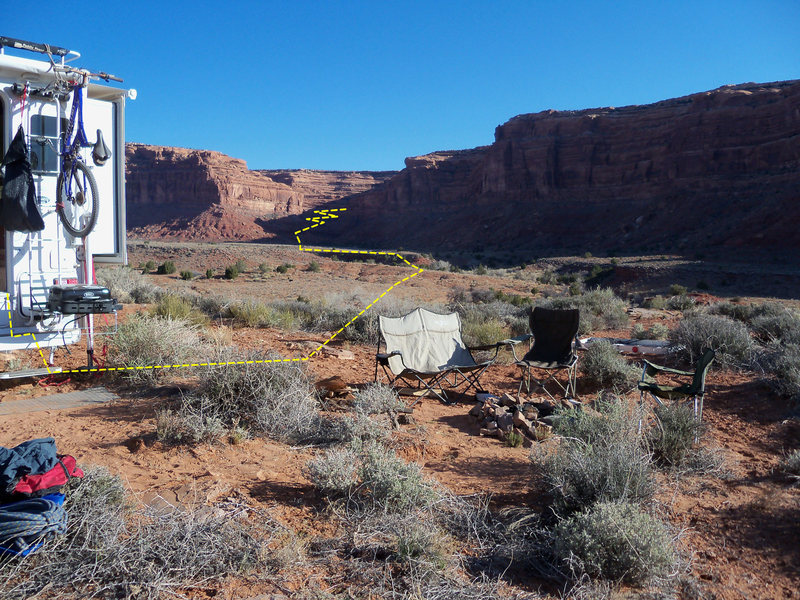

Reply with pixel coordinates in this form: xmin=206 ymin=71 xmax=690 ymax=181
xmin=30 ymin=115 xmax=59 ymax=173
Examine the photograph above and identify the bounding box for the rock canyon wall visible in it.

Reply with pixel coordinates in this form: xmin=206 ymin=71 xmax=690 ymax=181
xmin=125 ymin=144 xmax=395 ymax=240
xmin=310 ymin=80 xmax=800 ymax=260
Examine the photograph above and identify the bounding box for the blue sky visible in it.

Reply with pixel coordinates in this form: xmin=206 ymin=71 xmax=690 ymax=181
xmin=6 ymin=1 xmax=799 ymax=170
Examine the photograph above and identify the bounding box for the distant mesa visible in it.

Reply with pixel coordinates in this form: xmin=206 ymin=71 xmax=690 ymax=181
xmin=124 ymin=143 xmax=396 ymax=241
xmin=126 ymin=79 xmax=800 ymax=261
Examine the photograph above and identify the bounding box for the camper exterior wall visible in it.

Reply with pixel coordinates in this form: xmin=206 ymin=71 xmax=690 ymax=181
xmin=0 ymin=51 xmax=128 ymax=352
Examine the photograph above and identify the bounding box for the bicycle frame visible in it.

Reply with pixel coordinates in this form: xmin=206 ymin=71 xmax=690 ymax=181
xmin=63 ymin=82 xmax=90 ymax=156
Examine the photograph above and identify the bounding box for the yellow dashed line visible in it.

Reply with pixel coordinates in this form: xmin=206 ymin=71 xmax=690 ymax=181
xmin=4 ymin=293 xmax=53 ymax=373
xmin=8 ymin=206 xmax=422 ymax=376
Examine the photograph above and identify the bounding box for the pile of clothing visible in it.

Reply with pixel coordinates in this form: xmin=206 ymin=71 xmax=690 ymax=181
xmin=0 ymin=438 xmax=83 ymax=556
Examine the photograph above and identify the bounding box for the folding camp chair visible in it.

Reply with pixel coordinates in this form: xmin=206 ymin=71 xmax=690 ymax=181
xmin=512 ymin=307 xmax=580 ymax=401
xmin=638 ymin=349 xmax=715 ymax=439
xmin=374 ymin=308 xmax=504 ymax=405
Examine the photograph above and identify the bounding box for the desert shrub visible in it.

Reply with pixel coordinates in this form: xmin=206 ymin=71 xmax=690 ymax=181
xmin=533 ymin=425 xmax=654 ymax=516
xmin=205 ymin=268 xmax=214 ymax=279
xmin=224 ymin=265 xmax=239 ymax=279
xmin=234 ymin=258 xmax=247 ymax=272
xmin=669 ymin=284 xmax=687 ymax=296
xmin=191 ymin=349 xmax=319 ymax=443
xmin=538 ymin=270 xmax=556 ymax=285
xmin=391 ymin=517 xmax=450 ymax=567
xmin=759 ymin=342 xmax=800 ymax=398
xmin=780 ymin=449 xmax=800 ymax=478
xmin=110 ymin=314 xmax=199 ymax=383
xmin=632 ymin=322 xmax=669 ymax=340
xmin=669 ymin=314 xmax=754 ymax=368
xmin=143 ymin=260 xmax=156 ymax=273
xmin=275 ymin=263 xmax=293 ymax=274
xmin=642 ymin=295 xmax=666 ymax=310
xmin=666 ymin=294 xmax=696 ymax=311
xmin=156 ymin=260 xmax=176 ymax=275
xmin=332 ymin=411 xmax=391 ymax=445
xmin=580 ymin=340 xmax=640 ymax=390
xmin=229 ymin=299 xmax=297 ymax=329
xmin=428 ymin=259 xmax=452 ymax=271
xmin=354 ymin=383 xmax=405 ymax=416
xmin=453 ymin=300 xmax=528 ymax=347
xmin=307 ymin=260 xmax=321 ymax=273
xmin=750 ymin=310 xmax=800 ymax=345
xmin=308 ymin=442 xmax=436 ymax=513
xmin=647 ymin=403 xmax=704 ymax=468
xmin=306 ymin=446 xmax=360 ymax=497
xmin=258 ymin=262 xmax=270 ymax=274
xmin=96 ymin=266 xmax=163 ymax=305
xmin=649 ymin=322 xmax=670 ymax=340
xmin=149 ymin=294 xmax=208 ymax=326
xmin=180 ymin=270 xmax=194 ymax=280
xmin=553 ymin=501 xmax=676 ymax=584
xmin=474 ymin=264 xmax=488 ymax=275
xmin=552 ymin=396 xmax=638 ymax=445
xmin=156 ymin=405 xmax=226 ymax=445
xmin=357 ymin=443 xmax=437 ymax=511
xmin=0 ymin=466 xmax=271 ymax=600
xmin=462 ymin=317 xmax=508 ymax=347
xmin=538 ymin=287 xmax=628 ymax=334
xmin=710 ymin=300 xmax=785 ymax=324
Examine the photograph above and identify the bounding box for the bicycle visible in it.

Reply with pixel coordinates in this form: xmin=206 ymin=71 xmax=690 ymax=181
xmin=5 ymin=37 xmax=120 ymax=237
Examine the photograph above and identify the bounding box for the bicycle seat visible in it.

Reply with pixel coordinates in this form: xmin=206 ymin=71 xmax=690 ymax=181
xmin=92 ymin=129 xmax=111 ymax=166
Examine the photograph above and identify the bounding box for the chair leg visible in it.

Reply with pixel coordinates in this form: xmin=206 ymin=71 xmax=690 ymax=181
xmin=638 ymin=391 xmax=644 ymax=434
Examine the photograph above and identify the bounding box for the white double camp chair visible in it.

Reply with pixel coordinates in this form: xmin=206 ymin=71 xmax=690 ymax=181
xmin=374 ymin=308 xmax=503 ymax=405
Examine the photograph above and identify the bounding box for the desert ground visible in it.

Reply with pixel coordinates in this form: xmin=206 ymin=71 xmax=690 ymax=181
xmin=0 ymin=240 xmax=798 ymax=600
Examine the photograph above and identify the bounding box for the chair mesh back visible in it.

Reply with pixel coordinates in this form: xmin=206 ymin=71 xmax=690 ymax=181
xmin=523 ymin=307 xmax=580 ymax=364
xmin=379 ymin=308 xmax=476 ymax=375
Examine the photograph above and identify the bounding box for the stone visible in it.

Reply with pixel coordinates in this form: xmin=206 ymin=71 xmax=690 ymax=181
xmin=512 ymin=409 xmax=532 ymax=430
xmin=496 ymin=412 xmax=514 ymax=432
xmin=314 ymin=376 xmax=351 ymax=397
xmin=498 ymin=393 xmax=519 ymax=407
xmin=397 ymin=413 xmax=416 ymax=426
xmin=522 ymin=403 xmax=539 ymax=421
xmin=468 ymin=403 xmax=483 ymax=418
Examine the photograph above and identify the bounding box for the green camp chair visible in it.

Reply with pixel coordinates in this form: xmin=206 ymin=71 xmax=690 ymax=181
xmin=638 ymin=349 xmax=715 ymax=438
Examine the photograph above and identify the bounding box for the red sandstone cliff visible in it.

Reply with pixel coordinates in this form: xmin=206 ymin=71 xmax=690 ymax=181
xmin=125 ymin=145 xmax=396 ymax=240
xmin=259 ymin=170 xmax=396 ymax=212
xmin=125 ymin=144 xmax=303 ymax=240
xmin=308 ymin=80 xmax=800 ymax=260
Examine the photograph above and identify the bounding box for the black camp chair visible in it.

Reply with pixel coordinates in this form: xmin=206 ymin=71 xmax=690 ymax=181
xmin=512 ymin=307 xmax=580 ymax=401
xmin=638 ymin=349 xmax=715 ymax=439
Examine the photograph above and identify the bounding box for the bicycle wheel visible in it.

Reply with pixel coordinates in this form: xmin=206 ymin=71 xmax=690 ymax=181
xmin=57 ymin=160 xmax=99 ymax=238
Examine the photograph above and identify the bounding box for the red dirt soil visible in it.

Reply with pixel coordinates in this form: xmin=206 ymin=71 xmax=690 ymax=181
xmin=0 ymin=246 xmax=798 ymax=599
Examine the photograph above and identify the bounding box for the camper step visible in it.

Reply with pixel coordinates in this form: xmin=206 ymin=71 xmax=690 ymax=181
xmin=0 ymin=367 xmax=63 ymax=380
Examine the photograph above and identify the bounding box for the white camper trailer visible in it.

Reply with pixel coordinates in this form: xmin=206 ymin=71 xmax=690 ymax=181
xmin=0 ymin=37 xmax=132 ymax=375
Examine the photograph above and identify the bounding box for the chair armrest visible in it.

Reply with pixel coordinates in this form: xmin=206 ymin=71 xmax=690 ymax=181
xmin=376 ymin=350 xmax=401 ymax=366
xmin=502 ymin=334 xmax=533 ymax=345
xmin=492 ymin=334 xmax=533 ymax=362
xmin=468 ymin=342 xmax=504 ymax=352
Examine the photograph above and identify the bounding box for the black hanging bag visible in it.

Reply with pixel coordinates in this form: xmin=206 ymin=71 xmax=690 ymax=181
xmin=0 ymin=126 xmax=45 ymax=232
